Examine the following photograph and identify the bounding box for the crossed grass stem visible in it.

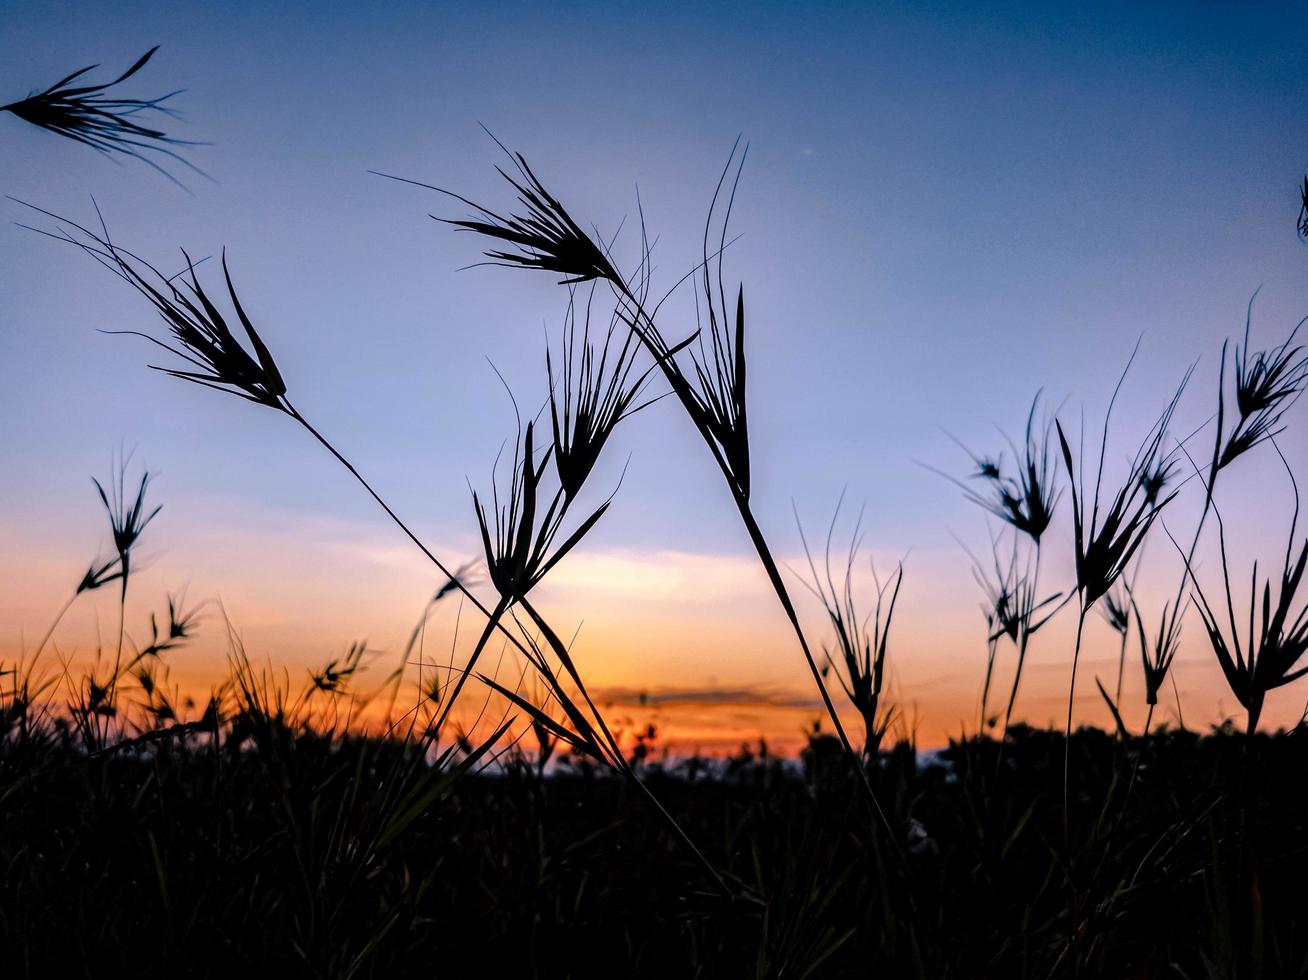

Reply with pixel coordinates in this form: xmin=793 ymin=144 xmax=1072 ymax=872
xmin=298 ymin=378 xmax=731 ymax=898
xmin=449 ymin=356 xmax=729 ymax=892
xmin=403 ymin=140 xmax=904 ymax=854
xmin=479 ymin=596 xmax=731 ymax=896
xmin=24 ymin=202 xmax=729 ymax=895
xmin=1056 ymin=349 xmax=1191 ymax=846
xmin=14 ymin=199 xmax=537 ymax=693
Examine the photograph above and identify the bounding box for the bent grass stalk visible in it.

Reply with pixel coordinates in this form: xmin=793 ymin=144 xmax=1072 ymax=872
xmin=25 ymin=204 xmax=727 ymax=892
xmin=406 ymin=141 xmax=902 ymax=849
xmin=1056 ymin=350 xmax=1190 ymax=840
xmin=16 ymin=201 xmax=532 ymax=711
xmin=936 ymin=393 xmax=1062 ymax=746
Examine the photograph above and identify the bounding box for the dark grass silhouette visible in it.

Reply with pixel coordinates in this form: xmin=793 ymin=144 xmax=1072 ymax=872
xmin=1 ymin=47 xmax=206 ymax=184
xmin=378 ymin=139 xmax=903 ymax=853
xmin=935 ymin=393 xmax=1064 ymax=756
xmin=7 ymin=133 xmax=1308 ymax=978
xmin=14 ymin=197 xmax=728 ymax=894
xmin=8 ymin=623 xmax=1308 ymax=977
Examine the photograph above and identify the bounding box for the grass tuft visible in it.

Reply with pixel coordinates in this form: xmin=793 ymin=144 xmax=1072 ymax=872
xmin=1 ymin=47 xmax=206 ymax=183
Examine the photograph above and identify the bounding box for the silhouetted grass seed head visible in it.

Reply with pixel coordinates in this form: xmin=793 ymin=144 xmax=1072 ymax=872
xmin=1056 ymin=361 xmax=1189 ymax=610
xmin=378 ymin=142 xmax=618 ymax=286
xmin=941 ymin=393 xmax=1060 ymax=543
xmin=1215 ymin=309 xmax=1307 ymax=473
xmin=1 ymin=47 xmax=206 ymax=183
xmin=17 ymin=204 xmax=288 ymax=411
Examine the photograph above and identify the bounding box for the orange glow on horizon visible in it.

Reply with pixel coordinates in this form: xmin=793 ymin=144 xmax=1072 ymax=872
xmin=4 ymin=514 xmax=1305 ymax=756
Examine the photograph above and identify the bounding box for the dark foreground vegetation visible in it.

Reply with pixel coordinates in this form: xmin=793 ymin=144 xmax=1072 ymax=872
xmin=4 ymin=710 xmax=1308 ymax=978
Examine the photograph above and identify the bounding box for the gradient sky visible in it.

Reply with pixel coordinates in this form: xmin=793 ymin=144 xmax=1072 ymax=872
xmin=3 ymin=1 xmax=1307 ymax=751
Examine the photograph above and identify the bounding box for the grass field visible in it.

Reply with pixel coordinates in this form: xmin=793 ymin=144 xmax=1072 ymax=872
xmin=4 ymin=43 xmax=1308 ymax=977
xmin=5 ymin=692 xmax=1308 ymax=977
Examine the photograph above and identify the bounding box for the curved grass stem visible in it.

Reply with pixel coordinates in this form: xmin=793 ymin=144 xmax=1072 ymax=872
xmin=284 ymin=400 xmax=725 ymax=890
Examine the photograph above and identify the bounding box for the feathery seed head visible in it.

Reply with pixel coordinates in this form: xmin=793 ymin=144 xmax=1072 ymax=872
xmin=1133 ymin=598 xmax=1183 ymax=706
xmin=1215 ymin=306 xmax=1307 ymax=472
xmin=18 ymin=203 xmax=288 ymax=410
xmin=548 ymin=288 xmax=655 ymax=502
xmin=1058 ymin=359 xmax=1190 ymax=609
xmin=1100 ymin=585 xmax=1132 ymax=637
xmin=949 ymin=393 xmax=1061 ymax=542
xmin=474 ymin=420 xmax=611 ymax=604
xmin=1 ymin=47 xmax=205 ymax=183
xmin=388 ymin=135 xmax=619 ymax=286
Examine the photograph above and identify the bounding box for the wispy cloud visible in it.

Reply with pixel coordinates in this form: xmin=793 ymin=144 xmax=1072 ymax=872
xmin=540 ymin=548 xmax=769 ymax=603
xmin=591 ymin=683 xmax=822 ymax=711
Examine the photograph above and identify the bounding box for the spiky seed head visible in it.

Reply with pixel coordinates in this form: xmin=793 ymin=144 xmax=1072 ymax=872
xmin=1 ymin=47 xmax=206 ymax=183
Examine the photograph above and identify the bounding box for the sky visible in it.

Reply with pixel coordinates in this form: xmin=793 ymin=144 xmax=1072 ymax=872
xmin=2 ymin=0 xmax=1307 ymax=752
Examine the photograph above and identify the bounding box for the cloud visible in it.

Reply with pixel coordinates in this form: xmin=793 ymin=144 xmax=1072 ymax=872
xmin=590 ymin=683 xmax=821 ymax=711
xmin=540 ymin=548 xmax=770 ymax=604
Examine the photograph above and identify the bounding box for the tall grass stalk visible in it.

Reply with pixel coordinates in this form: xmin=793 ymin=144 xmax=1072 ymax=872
xmin=1055 ymin=351 xmax=1190 ymax=832
xmin=25 ymin=205 xmax=727 ymax=891
xmin=397 ymin=140 xmax=901 ymax=846
xmin=1147 ymin=305 xmax=1308 ymax=735
xmin=16 ymin=201 xmax=534 ymax=714
xmin=794 ymin=497 xmax=904 ymax=761
xmin=939 ymin=393 xmax=1062 ymax=768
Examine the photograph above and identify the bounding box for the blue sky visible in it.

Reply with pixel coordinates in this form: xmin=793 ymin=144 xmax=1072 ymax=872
xmin=2 ymin=1 xmax=1306 ymax=744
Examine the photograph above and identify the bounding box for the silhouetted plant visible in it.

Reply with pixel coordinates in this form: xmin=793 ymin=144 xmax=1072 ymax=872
xmin=795 ymin=498 xmax=904 ymax=759
xmin=407 ymin=138 xmax=897 ymax=843
xmin=944 ymin=392 xmax=1061 ymax=543
xmin=1100 ymin=584 xmax=1133 ymax=705
xmin=964 ymin=531 xmax=1061 ymax=740
xmin=548 ymin=287 xmax=659 ymax=501
xmin=474 ymin=421 xmax=610 ymax=606
xmin=426 ymin=141 xmax=619 ymax=285
xmin=1188 ymin=457 xmax=1308 ymax=737
xmin=133 ymin=592 xmax=202 ymax=663
xmin=93 ymin=458 xmax=160 ymax=606
xmin=88 ymin=455 xmax=162 ymax=720
xmin=1298 ymin=175 xmax=1308 ymax=242
xmin=1131 ymin=595 xmax=1184 ymax=711
xmin=1138 ymin=305 xmax=1308 ymax=739
xmin=1 ymin=47 xmax=204 ymax=182
xmin=1055 ymin=352 xmax=1190 ymax=820
xmin=435 ymin=413 xmax=615 ymax=735
xmin=973 ymin=534 xmax=1021 ymax=728
xmin=18 ymin=203 xmax=520 ymax=699
xmin=1214 ymin=308 xmax=1307 ymax=473
xmin=27 ymin=203 xmax=726 ymax=895
xmin=942 ymin=393 xmax=1064 ymax=750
